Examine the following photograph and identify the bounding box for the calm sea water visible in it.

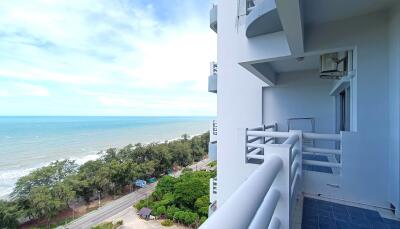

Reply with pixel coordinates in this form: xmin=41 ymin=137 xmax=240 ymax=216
xmin=0 ymin=116 xmax=211 ymax=198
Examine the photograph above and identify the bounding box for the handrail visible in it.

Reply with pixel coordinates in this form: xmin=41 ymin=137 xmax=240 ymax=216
xmin=247 ymin=130 xmax=292 ymax=138
xmin=303 ymin=146 xmax=341 ymax=155
xmin=283 ymin=134 xmax=299 ymax=146
xmin=200 ymin=155 xmax=283 ymax=229
xmin=248 ymin=189 xmax=280 ymax=229
xmin=303 ymin=132 xmax=341 ymax=141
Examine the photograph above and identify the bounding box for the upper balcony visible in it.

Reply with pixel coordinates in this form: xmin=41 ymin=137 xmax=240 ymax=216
xmin=208 ymin=62 xmax=217 ymax=93
xmin=210 ymin=4 xmax=217 ymax=33
xmin=245 ymin=0 xmax=283 ymax=38
xmin=209 ymin=119 xmax=217 ymax=143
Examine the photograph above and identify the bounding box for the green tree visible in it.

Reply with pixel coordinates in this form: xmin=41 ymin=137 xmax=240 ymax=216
xmin=174 ymin=172 xmax=209 ymax=209
xmin=30 ymin=186 xmax=64 ymax=227
xmin=0 ymin=200 xmax=19 ymax=229
xmin=194 ymin=195 xmax=209 ymax=217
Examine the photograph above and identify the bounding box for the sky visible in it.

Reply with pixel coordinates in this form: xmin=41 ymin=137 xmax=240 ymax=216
xmin=0 ymin=0 xmax=217 ymax=116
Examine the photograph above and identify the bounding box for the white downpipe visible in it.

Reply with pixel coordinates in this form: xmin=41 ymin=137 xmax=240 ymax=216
xmin=200 ymin=155 xmax=283 ymax=229
xmin=248 ymin=189 xmax=280 ymax=229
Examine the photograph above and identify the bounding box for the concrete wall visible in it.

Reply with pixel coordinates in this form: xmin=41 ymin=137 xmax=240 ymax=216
xmin=262 ymin=70 xmax=335 ymax=136
xmin=388 ymin=3 xmax=400 ymax=214
xmin=217 ymin=0 xmax=400 ymax=211
xmin=217 ymin=0 xmax=265 ymax=205
xmin=303 ymin=11 xmax=390 ymax=207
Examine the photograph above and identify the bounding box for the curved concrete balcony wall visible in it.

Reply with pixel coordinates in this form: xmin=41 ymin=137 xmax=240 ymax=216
xmin=208 ymin=74 xmax=217 ymax=93
xmin=246 ymin=0 xmax=283 ymax=38
xmin=208 ymin=142 xmax=217 ymax=161
xmin=210 ymin=5 xmax=217 ymax=33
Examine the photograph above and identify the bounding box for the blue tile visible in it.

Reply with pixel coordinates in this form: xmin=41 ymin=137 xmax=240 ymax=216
xmin=351 ymin=218 xmax=372 ymax=227
xmin=371 ymin=222 xmax=390 ymax=229
xmin=336 ymin=220 xmax=352 ymax=229
xmin=333 ymin=211 xmax=351 ymax=222
xmin=302 ymin=198 xmax=397 ymax=229
xmin=319 ymin=209 xmax=333 ymax=217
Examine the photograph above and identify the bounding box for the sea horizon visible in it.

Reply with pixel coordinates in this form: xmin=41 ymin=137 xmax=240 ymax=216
xmin=0 ymin=116 xmax=213 ymax=198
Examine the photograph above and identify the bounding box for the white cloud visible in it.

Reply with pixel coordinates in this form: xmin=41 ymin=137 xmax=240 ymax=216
xmin=0 ymin=82 xmax=49 ymax=97
xmin=0 ymin=0 xmax=216 ymax=115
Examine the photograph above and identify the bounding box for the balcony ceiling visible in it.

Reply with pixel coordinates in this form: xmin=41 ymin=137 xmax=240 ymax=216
xmin=303 ymin=0 xmax=397 ymax=26
xmin=252 ymin=55 xmax=319 ymax=82
xmin=268 ymin=55 xmax=319 ymax=74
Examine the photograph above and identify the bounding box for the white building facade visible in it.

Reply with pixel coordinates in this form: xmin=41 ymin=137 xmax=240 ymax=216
xmin=203 ymin=0 xmax=400 ymax=228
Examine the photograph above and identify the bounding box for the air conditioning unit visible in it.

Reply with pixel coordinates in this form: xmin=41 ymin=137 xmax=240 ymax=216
xmin=320 ymin=51 xmax=351 ymax=79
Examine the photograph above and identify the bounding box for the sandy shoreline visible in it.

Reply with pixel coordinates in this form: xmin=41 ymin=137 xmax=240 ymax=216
xmin=0 ymin=132 xmax=206 ymax=200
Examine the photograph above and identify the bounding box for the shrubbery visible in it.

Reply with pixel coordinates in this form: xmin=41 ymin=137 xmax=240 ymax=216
xmin=4 ymin=132 xmax=210 ymax=228
xmin=161 ymin=219 xmax=174 ymax=227
xmin=135 ymin=170 xmax=216 ymax=227
xmin=91 ymin=220 xmax=123 ymax=229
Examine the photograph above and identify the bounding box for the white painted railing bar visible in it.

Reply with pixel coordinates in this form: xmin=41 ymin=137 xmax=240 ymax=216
xmin=265 ymin=137 xmax=274 ymax=143
xmin=268 ymin=217 xmax=281 ymax=229
xmin=303 ymin=147 xmax=342 ymax=155
xmin=247 ymin=154 xmax=264 ymax=160
xmin=265 ymin=124 xmax=276 ymax=129
xmin=248 ymin=127 xmax=264 ymax=131
xmin=303 ymin=160 xmax=342 ymax=168
xmin=248 ymin=189 xmax=280 ymax=229
xmin=248 ymin=147 xmax=257 ymax=153
xmin=247 ymin=142 xmax=266 ymax=149
xmin=291 ymin=173 xmax=300 ymax=197
xmin=247 ymin=130 xmax=292 ymax=138
xmin=291 ymin=149 xmax=300 ymax=163
xmin=303 ymin=132 xmax=341 ymax=141
xmin=290 ymin=162 xmax=299 ymax=185
xmin=283 ymin=134 xmax=299 ymax=146
xmin=248 ymin=148 xmax=262 ymax=156
xmin=248 ymin=136 xmax=263 ymax=143
xmin=200 ymin=155 xmax=283 ymax=229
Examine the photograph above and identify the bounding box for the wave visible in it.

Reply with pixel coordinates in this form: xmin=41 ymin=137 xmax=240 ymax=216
xmin=0 ymin=152 xmax=103 ymax=199
xmin=0 ymin=132 xmax=204 ymax=199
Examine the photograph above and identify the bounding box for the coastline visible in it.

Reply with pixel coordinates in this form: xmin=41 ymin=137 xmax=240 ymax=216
xmin=0 ymin=132 xmax=206 ymax=200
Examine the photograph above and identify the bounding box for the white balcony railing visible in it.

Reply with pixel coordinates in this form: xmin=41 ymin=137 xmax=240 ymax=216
xmin=210 ymin=177 xmax=217 ymax=203
xmin=208 ymin=62 xmax=217 ymax=93
xmin=201 ymin=125 xmax=343 ymax=228
xmin=210 ymin=120 xmax=217 ymax=143
xmin=201 ymin=130 xmax=302 ymax=229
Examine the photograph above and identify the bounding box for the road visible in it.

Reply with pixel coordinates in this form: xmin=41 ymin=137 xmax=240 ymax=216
xmin=63 ymin=183 xmax=156 ymax=229
xmin=62 ymin=159 xmax=211 ymax=229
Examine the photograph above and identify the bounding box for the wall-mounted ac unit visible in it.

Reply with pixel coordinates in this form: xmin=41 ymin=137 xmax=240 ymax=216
xmin=320 ymin=51 xmax=351 ymax=79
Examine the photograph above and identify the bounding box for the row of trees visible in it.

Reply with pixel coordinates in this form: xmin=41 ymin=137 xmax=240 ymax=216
xmin=0 ymin=132 xmax=209 ymax=228
xmin=135 ymin=169 xmax=216 ymax=227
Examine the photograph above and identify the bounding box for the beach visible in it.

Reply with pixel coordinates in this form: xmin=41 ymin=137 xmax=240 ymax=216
xmin=0 ymin=116 xmax=211 ymax=198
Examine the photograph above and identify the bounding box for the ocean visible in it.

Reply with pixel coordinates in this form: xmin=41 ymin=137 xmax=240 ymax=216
xmin=0 ymin=116 xmax=212 ymax=198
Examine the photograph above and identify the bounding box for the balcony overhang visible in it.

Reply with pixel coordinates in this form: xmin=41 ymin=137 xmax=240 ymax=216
xmin=210 ymin=5 xmax=217 ymax=33
xmin=246 ymin=0 xmax=283 ymax=38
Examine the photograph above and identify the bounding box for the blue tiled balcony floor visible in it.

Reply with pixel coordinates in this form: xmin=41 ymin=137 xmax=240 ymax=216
xmin=302 ymin=197 xmax=400 ymax=229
